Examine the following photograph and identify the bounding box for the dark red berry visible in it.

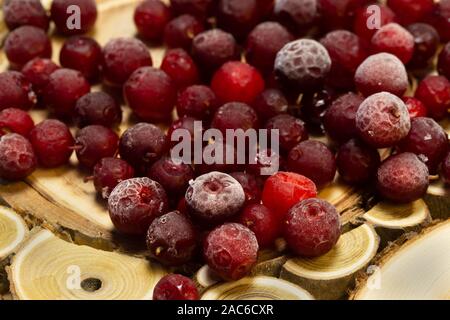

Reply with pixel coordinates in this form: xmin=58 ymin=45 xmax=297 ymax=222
xmin=167 ymin=116 xmax=198 ymax=149
xmin=203 ymin=223 xmax=258 ymax=281
xmin=300 ymin=87 xmax=337 ymax=130
xmin=50 ymin=0 xmax=97 ymax=35
xmin=403 ymin=97 xmax=428 ymax=119
xmin=29 ymin=119 xmax=74 ymax=167
xmin=407 ymin=23 xmax=440 ymax=70
xmin=216 ymin=0 xmax=260 ymax=40
xmin=164 ymin=14 xmax=204 ymax=50
xmin=21 ymin=58 xmax=60 ymax=98
xmin=438 ymin=42 xmax=450 ymax=80
xmin=387 ymin=0 xmax=433 ymax=25
xmin=353 ymin=4 xmax=395 ymax=40
xmin=153 ymin=274 xmax=199 ymax=300
xmin=160 ymin=48 xmax=199 ymax=89
xmin=0 ymin=133 xmax=37 ymax=180
xmin=265 ymin=114 xmax=308 ymax=153
xmin=0 ymin=108 xmax=34 ymax=137
xmin=3 ymin=0 xmax=49 ymax=31
xmin=211 ymin=102 xmax=259 ymax=135
xmin=0 ymin=71 xmax=37 ymax=111
xmin=252 ymin=89 xmax=288 ymax=122
xmin=415 ymin=75 xmax=450 ymax=121
xmin=442 ymin=152 xmax=450 ymax=184
xmin=229 ymin=172 xmax=262 ymax=204
xmin=377 ymin=152 xmax=429 ymax=203
xmin=74 ymin=92 xmax=122 ymax=128
xmin=371 ymin=23 xmax=414 ymax=64
xmin=284 ymin=198 xmax=341 ymax=257
xmin=274 ymin=0 xmax=318 ymax=32
xmin=92 ymin=157 xmax=135 ymax=199
xmin=170 ymin=0 xmax=214 ymax=20
xmin=148 ymin=156 xmax=194 ymax=196
xmin=176 ymin=85 xmax=218 ymax=120
xmin=108 ymin=177 xmax=169 ymax=235
xmin=134 ymin=0 xmax=171 ymax=42
xmin=427 ymin=0 xmax=450 ymax=42
xmin=319 ymin=0 xmax=370 ymax=31
xmin=247 ymin=148 xmax=285 ymax=177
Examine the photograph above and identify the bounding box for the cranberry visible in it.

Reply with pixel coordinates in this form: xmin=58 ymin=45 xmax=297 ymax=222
xmin=211 ymin=102 xmax=259 ymax=135
xmin=438 ymin=42 xmax=450 ymax=80
xmin=108 ymin=177 xmax=169 ymax=235
xmin=153 ymin=274 xmax=199 ymax=300
xmin=427 ymin=0 xmax=450 ymax=42
xmin=274 ymin=0 xmax=318 ymax=32
xmin=0 ymin=71 xmax=36 ymax=111
xmin=4 ymin=25 xmax=52 ymax=69
xmin=102 ymin=38 xmax=153 ymax=87
xmin=3 ymin=0 xmax=49 ymax=31
xmin=148 ymin=156 xmax=194 ymax=196
xmin=203 ymin=223 xmax=258 ymax=281
xmin=299 ymin=87 xmax=337 ymax=131
xmin=336 ymin=138 xmax=380 ymax=185
xmin=50 ymin=0 xmax=97 ymax=35
xmin=160 ymin=48 xmax=199 ymax=89
xmin=274 ymin=39 xmax=331 ymax=93
xmin=0 ymin=108 xmax=34 ymax=137
xmin=371 ymin=23 xmax=414 ymax=64
xmin=134 ymin=0 xmax=171 ymax=42
xmin=353 ymin=4 xmax=396 ymax=40
xmin=216 ymin=0 xmax=260 ymax=40
xmin=354 ymin=53 xmax=408 ymax=97
xmin=319 ymin=0 xmax=370 ymax=31
xmin=0 ymin=133 xmax=37 ymax=180
xmin=323 ymin=92 xmax=364 ymax=144
xmin=92 ymin=157 xmax=135 ymax=199
xmin=74 ymin=92 xmax=122 ymax=128
xmin=43 ymin=68 xmax=91 ymax=119
xmin=442 ymin=152 xmax=450 ymax=184
xmin=245 ymin=22 xmax=294 ymax=75
xmin=356 ymin=92 xmax=411 ymax=148
xmin=415 ymin=75 xmax=450 ymax=121
xmin=403 ymin=97 xmax=428 ymax=119
xmin=21 ymin=58 xmax=60 ymax=98
xmin=29 ymin=119 xmax=74 ymax=167
xmin=252 ymin=89 xmax=288 ymax=122
xmin=408 ymin=23 xmax=440 ymax=70
xmin=170 ymin=0 xmax=214 ymax=21
xmin=60 ymin=36 xmax=102 ymax=81
xmin=377 ymin=153 xmax=429 ymax=203
xmin=284 ymin=198 xmax=341 ymax=257
xmin=164 ymin=14 xmax=204 ymax=50
xmin=265 ymin=114 xmax=308 ymax=153
xmin=229 ymin=172 xmax=262 ymax=204
xmin=262 ymin=171 xmax=317 ymax=219
xmin=176 ymin=85 xmax=218 ymax=120
xmin=124 ymin=67 xmax=176 ymax=122
xmin=119 ymin=123 xmax=168 ymax=173
xmin=387 ymin=0 xmax=433 ymax=25
xmin=247 ymin=148 xmax=285 ymax=177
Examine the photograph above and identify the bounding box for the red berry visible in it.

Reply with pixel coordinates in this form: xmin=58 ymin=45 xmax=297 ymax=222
xmin=415 ymin=75 xmax=450 ymax=121
xmin=160 ymin=48 xmax=199 ymax=89
xmin=371 ymin=23 xmax=414 ymax=64
xmin=0 ymin=133 xmax=37 ymax=180
xmin=229 ymin=171 xmax=263 ymax=204
xmin=438 ymin=42 xmax=450 ymax=80
xmin=211 ymin=102 xmax=259 ymax=135
xmin=176 ymin=85 xmax=218 ymax=120
xmin=134 ymin=0 xmax=171 ymax=41
xmin=427 ymin=0 xmax=450 ymax=42
xmin=108 ymin=177 xmax=169 ymax=235
xmin=163 ymin=14 xmax=204 ymax=50
xmin=319 ymin=0 xmax=370 ymax=31
xmin=274 ymin=0 xmax=319 ymax=32
xmin=247 ymin=148 xmax=285 ymax=177
xmin=284 ymin=198 xmax=341 ymax=257
xmin=216 ymin=0 xmax=260 ymax=40
xmin=403 ymin=97 xmax=428 ymax=119
xmin=408 ymin=23 xmax=440 ymax=70
xmin=3 ymin=0 xmax=49 ymax=31
xmin=203 ymin=223 xmax=258 ymax=281
xmin=442 ymin=152 xmax=450 ymax=184
xmin=0 ymin=71 xmax=37 ymax=111
xmin=148 ymin=156 xmax=194 ymax=196
xmin=167 ymin=116 xmax=198 ymax=149
xmin=50 ymin=0 xmax=97 ymax=35
xmin=252 ymin=89 xmax=288 ymax=122
xmin=387 ymin=0 xmax=433 ymax=25
xmin=21 ymin=58 xmax=60 ymax=98
xmin=265 ymin=114 xmax=308 ymax=153
xmin=92 ymin=157 xmax=135 ymax=199
xmin=170 ymin=0 xmax=214 ymax=21
xmin=153 ymin=274 xmax=199 ymax=300
xmin=74 ymin=92 xmax=122 ymax=128
xmin=29 ymin=119 xmax=74 ymax=167
xmin=353 ymin=4 xmax=395 ymax=40
xmin=0 ymin=108 xmax=34 ymax=137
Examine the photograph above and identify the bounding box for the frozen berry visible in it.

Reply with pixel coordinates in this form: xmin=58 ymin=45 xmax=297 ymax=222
xmin=336 ymin=138 xmax=380 ymax=185
xmin=265 ymin=114 xmax=308 ymax=153
xmin=0 ymin=71 xmax=37 ymax=111
xmin=353 ymin=4 xmax=396 ymax=40
xmin=50 ymin=0 xmax=97 ymax=35
xmin=3 ymin=0 xmax=49 ymax=31
xmin=247 ymin=148 xmax=285 ymax=177
xmin=284 ymin=198 xmax=340 ymax=257
xmin=176 ymin=85 xmax=218 ymax=120
xmin=43 ymin=68 xmax=91 ymax=119
xmin=274 ymin=0 xmax=318 ymax=32
xmin=442 ymin=152 xmax=450 ymax=184
xmin=0 ymin=108 xmax=34 ymax=137
xmin=4 ymin=25 xmax=52 ymax=69
xmin=211 ymin=102 xmax=259 ymax=135
xmin=319 ymin=0 xmax=370 ymax=31
xmin=148 ymin=156 xmax=194 ymax=196
xmin=146 ymin=211 xmax=197 ymax=266
xmin=371 ymin=23 xmax=414 ymax=64
xmin=408 ymin=23 xmax=439 ymax=70
xmin=403 ymin=97 xmax=428 ymax=118
xmin=203 ymin=223 xmax=258 ymax=281
xmin=0 ymin=133 xmax=36 ymax=180
xmin=262 ymin=171 xmax=317 ymax=219
xmin=108 ymin=177 xmax=169 ymax=235
xmin=387 ymin=0 xmax=433 ymax=25
xmin=377 ymin=152 xmax=429 ymax=203
xmin=29 ymin=119 xmax=74 ymax=167
xmin=92 ymin=157 xmax=135 ymax=199
xmin=164 ymin=14 xmax=204 ymax=50
xmin=60 ymin=36 xmax=102 ymax=81
xmin=160 ymin=48 xmax=199 ymax=89
xmin=355 ymin=53 xmax=408 ymax=97
xmin=252 ymin=89 xmax=288 ymax=122
xmin=229 ymin=172 xmax=262 ymax=204
xmin=74 ymin=92 xmax=122 ymax=128
xmin=170 ymin=0 xmax=214 ymax=20
xmin=415 ymin=75 xmax=450 ymax=121
xmin=216 ymin=0 xmax=260 ymax=40
xmin=153 ymin=274 xmax=199 ymax=300
xmin=438 ymin=42 xmax=450 ymax=80
xmin=21 ymin=58 xmax=60 ymax=97
xmin=134 ymin=0 xmax=171 ymax=42
xmin=102 ymin=38 xmax=153 ymax=87
xmin=356 ymin=92 xmax=411 ymax=148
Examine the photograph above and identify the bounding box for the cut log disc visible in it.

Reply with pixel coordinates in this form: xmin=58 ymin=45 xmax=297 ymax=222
xmin=280 ymin=224 xmax=379 ymax=300
xmin=8 ymin=229 xmax=165 ymax=300
xmin=201 ymin=276 xmax=314 ymax=300
xmin=0 ymin=206 xmax=28 ymax=261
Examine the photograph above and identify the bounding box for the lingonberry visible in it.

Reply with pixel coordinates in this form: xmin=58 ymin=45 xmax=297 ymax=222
xmin=262 ymin=171 xmax=317 ymax=219
xmin=108 ymin=177 xmax=169 ymax=235
xmin=176 ymin=85 xmax=218 ymax=120
xmin=265 ymin=114 xmax=308 ymax=153
xmin=274 ymin=39 xmax=331 ymax=93
xmin=146 ymin=211 xmax=197 ymax=266
xmin=51 ymin=0 xmax=97 ymax=35
xmin=43 ymin=68 xmax=91 ymax=119
xmin=92 ymin=157 xmax=135 ymax=199
xmin=354 ymin=53 xmax=408 ymax=97
xmin=408 ymin=23 xmax=440 ymax=70
xmin=74 ymin=125 xmax=119 ymax=169
xmin=211 ymin=102 xmax=259 ymax=135
xmin=3 ymin=0 xmax=49 ymax=31
xmin=353 ymin=4 xmax=395 ymax=40
xmin=186 ymin=172 xmax=245 ymax=224
xmin=60 ymin=36 xmax=102 ymax=81
xmin=442 ymin=152 xmax=450 ymax=184
xmin=438 ymin=42 xmax=450 ymax=80
xmin=203 ymin=223 xmax=258 ymax=281
xmin=0 ymin=108 xmax=34 ymax=137
xmin=134 ymin=0 xmax=171 ymax=42
xmin=119 ymin=123 xmax=168 ymax=173
xmin=148 ymin=156 xmax=194 ymax=196
xmin=216 ymin=0 xmax=260 ymax=40
xmin=252 ymin=89 xmax=288 ymax=122
xmin=153 ymin=274 xmax=199 ymax=300
xmin=247 ymin=148 xmax=285 ymax=177
xmin=21 ymin=58 xmax=60 ymax=98
xmin=403 ymin=97 xmax=428 ymax=119
xmin=237 ymin=203 xmax=280 ymax=248
xmin=415 ymin=75 xmax=450 ymax=121
xmin=74 ymin=92 xmax=122 ymax=128
xmin=319 ymin=0 xmax=370 ymax=31
xmin=29 ymin=119 xmax=74 ymax=168
xmin=160 ymin=49 xmax=199 ymax=89
xmin=371 ymin=23 xmax=414 ymax=64
xmin=229 ymin=172 xmax=262 ymax=204
xmin=356 ymin=92 xmax=411 ymax=148
xmin=0 ymin=133 xmax=37 ymax=180
xmin=164 ymin=14 xmax=204 ymax=50
xmin=102 ymin=38 xmax=153 ymax=87
xmin=284 ymin=198 xmax=341 ymax=257
xmin=274 ymin=0 xmax=318 ymax=32
xmin=4 ymin=25 xmax=52 ymax=69
xmin=170 ymin=0 xmax=214 ymax=21
xmin=124 ymin=67 xmax=177 ymax=122
xmin=323 ymin=92 xmax=364 ymax=144
xmin=245 ymin=22 xmax=294 ymax=75
xmin=0 ymin=71 xmax=37 ymax=111
xmin=336 ymin=138 xmax=380 ymax=185
xmin=300 ymin=87 xmax=337 ymax=131
xmin=387 ymin=0 xmax=433 ymax=26
xmin=377 ymin=152 xmax=429 ymax=203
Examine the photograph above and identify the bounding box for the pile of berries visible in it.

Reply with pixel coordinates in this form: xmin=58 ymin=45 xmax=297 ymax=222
xmin=1 ymin=0 xmax=450 ymax=301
